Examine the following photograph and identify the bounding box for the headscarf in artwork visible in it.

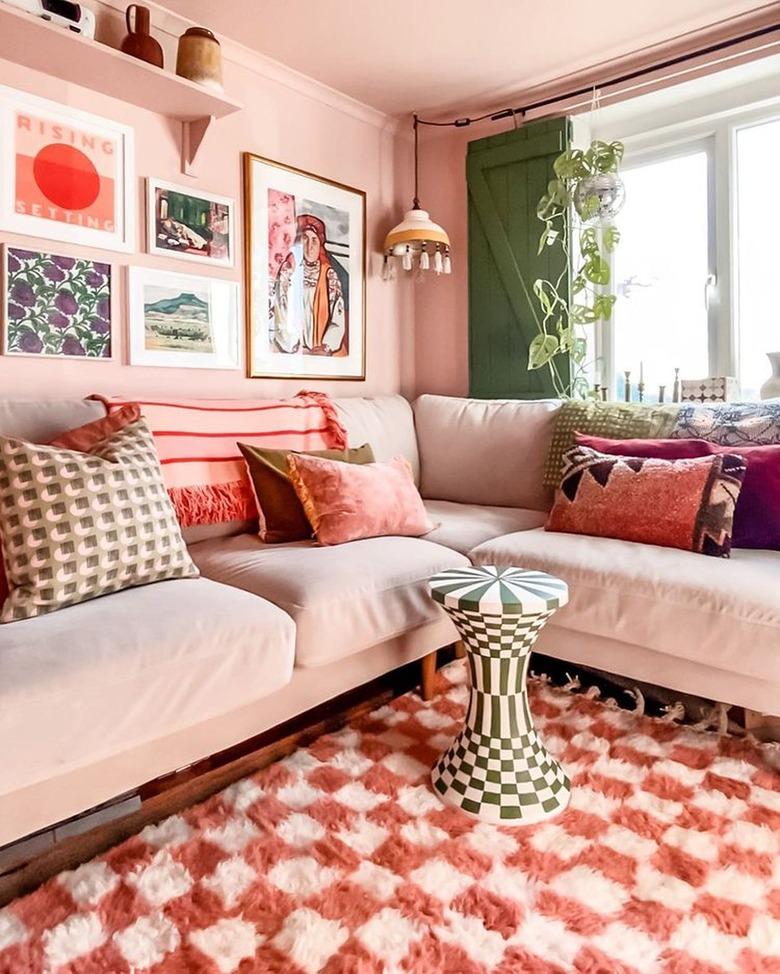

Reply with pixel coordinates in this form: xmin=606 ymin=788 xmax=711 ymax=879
xmin=297 ymin=214 xmax=344 ymax=352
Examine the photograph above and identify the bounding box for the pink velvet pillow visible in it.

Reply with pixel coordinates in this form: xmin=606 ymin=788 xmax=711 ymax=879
xmin=287 ymin=453 xmax=434 ymax=545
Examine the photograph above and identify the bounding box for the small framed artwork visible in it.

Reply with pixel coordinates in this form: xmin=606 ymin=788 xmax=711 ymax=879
xmin=2 ymin=245 xmax=112 ymax=359
xmin=0 ymin=85 xmax=134 ymax=252
xmin=147 ymin=179 xmax=235 ymax=267
xmin=127 ymin=267 xmax=240 ymax=370
xmin=243 ymin=152 xmax=365 ymax=380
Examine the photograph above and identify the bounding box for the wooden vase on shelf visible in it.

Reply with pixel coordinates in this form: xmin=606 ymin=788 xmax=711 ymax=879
xmin=176 ymin=27 xmax=223 ymax=92
xmin=120 ymin=4 xmax=164 ymax=68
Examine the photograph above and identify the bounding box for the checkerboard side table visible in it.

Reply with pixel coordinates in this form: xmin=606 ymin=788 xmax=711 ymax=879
xmin=429 ymin=565 xmax=571 ymax=824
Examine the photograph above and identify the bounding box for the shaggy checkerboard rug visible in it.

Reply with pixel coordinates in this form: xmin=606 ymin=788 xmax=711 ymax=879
xmin=1 ymin=660 xmax=779 ymax=974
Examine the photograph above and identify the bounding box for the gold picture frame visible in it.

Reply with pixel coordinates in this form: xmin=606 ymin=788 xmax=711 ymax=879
xmin=243 ymin=152 xmax=366 ymax=380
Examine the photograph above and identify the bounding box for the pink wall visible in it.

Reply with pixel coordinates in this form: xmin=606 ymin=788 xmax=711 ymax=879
xmin=0 ymin=6 xmax=415 ymax=402
xmin=413 ymin=123 xmax=496 ymax=398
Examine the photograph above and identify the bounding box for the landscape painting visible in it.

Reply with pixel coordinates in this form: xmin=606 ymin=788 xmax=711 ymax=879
xmin=142 ymin=285 xmax=214 ymax=354
xmin=244 ymin=153 xmax=365 ymax=379
xmin=2 ymin=245 xmax=112 ymax=359
xmin=127 ymin=268 xmax=240 ymax=370
xmin=147 ymin=179 xmax=234 ymax=267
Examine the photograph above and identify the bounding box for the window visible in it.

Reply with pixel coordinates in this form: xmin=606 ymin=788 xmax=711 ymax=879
xmin=611 ymin=147 xmax=713 ymax=400
xmin=592 ymin=87 xmax=780 ymax=400
xmin=735 ymin=116 xmax=780 ymax=399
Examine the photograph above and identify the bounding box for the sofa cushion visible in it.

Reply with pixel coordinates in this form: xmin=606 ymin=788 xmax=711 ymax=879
xmin=0 ymin=398 xmax=105 ymax=441
xmin=413 ymin=394 xmax=560 ymax=510
xmin=469 ymin=528 xmax=780 ymax=685
xmin=423 ymin=500 xmax=547 ymax=555
xmin=334 ymin=395 xmax=420 ymax=483
xmin=190 ymin=533 xmax=469 ymax=668
xmin=0 ymin=578 xmax=295 ymax=796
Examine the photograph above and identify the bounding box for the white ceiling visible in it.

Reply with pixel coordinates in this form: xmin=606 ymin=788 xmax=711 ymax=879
xmin=160 ymin=0 xmax=769 ymax=116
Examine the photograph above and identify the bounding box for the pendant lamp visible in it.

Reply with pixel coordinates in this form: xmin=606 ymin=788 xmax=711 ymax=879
xmin=383 ymin=114 xmax=451 ymax=279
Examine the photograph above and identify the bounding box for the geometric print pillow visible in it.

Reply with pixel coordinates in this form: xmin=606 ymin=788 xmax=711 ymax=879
xmin=546 ymin=445 xmax=747 ymax=557
xmin=0 ymin=418 xmax=198 ymax=623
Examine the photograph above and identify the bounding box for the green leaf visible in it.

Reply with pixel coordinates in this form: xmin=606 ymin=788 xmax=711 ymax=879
xmin=572 ymin=273 xmax=587 ymax=296
xmin=592 ymin=293 xmax=617 ymax=321
xmin=584 ymin=255 xmax=610 ymax=286
xmin=570 ymin=303 xmax=597 ymax=325
xmin=553 ymin=149 xmax=586 ymax=180
xmin=579 ymin=227 xmax=598 ymax=257
xmin=557 ymin=324 xmax=573 ymax=352
xmin=603 ymin=225 xmax=621 ymax=252
xmin=572 ymin=375 xmax=591 ymax=399
xmin=533 ymin=278 xmax=553 ymax=317
xmin=572 ymin=337 xmax=588 ymax=363
xmin=528 ymin=333 xmax=559 ymax=370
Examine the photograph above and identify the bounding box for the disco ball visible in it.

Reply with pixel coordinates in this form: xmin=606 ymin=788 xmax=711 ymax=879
xmin=574 ymin=173 xmax=626 ymax=222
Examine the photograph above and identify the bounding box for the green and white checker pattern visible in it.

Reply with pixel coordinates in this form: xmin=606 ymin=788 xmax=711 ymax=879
xmin=429 ymin=566 xmax=571 ymax=824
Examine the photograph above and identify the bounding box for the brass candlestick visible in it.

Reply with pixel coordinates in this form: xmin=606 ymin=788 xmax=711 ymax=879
xmin=658 ymin=384 xmax=666 ymax=403
xmin=673 ymin=368 xmax=681 ymax=403
xmin=624 ymin=370 xmax=631 ymax=403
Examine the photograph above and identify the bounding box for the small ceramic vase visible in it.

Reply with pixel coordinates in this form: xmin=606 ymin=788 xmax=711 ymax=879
xmin=176 ymin=27 xmax=223 ymax=92
xmin=120 ymin=5 xmax=164 ymax=68
xmin=760 ymin=351 xmax=780 ymax=400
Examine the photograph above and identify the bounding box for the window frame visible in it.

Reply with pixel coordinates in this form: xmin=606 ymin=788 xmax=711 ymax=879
xmin=594 ymin=97 xmax=780 ymax=399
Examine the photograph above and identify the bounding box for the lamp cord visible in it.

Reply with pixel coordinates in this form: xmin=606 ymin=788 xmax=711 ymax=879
xmin=413 ymin=113 xmax=420 ymax=209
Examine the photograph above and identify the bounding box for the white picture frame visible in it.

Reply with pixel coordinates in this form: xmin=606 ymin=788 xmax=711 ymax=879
xmin=127 ymin=267 xmax=240 ymax=370
xmin=147 ymin=178 xmax=235 ymax=268
xmin=0 ymin=85 xmax=134 ymax=253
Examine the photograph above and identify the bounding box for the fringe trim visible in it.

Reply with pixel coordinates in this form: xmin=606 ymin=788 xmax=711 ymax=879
xmin=169 ymin=480 xmax=257 ymax=528
xmin=297 ymin=390 xmax=348 ymax=450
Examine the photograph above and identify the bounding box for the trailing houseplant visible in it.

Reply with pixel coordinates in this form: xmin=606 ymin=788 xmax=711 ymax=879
xmin=528 ymin=139 xmax=624 ymax=398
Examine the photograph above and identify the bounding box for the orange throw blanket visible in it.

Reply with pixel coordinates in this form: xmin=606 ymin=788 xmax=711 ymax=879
xmin=90 ymin=391 xmax=347 ymax=528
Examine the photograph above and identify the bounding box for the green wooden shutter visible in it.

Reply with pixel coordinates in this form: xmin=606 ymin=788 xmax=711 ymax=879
xmin=467 ymin=117 xmax=571 ymax=399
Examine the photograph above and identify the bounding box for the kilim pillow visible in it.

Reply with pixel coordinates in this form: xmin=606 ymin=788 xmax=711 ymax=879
xmin=546 ymin=445 xmax=747 ymax=557
xmin=0 ymin=418 xmax=199 ymax=623
xmin=542 ymin=401 xmax=681 ymax=489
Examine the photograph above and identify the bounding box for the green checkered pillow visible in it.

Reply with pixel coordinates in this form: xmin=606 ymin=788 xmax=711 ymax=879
xmin=543 ymin=401 xmax=681 ymax=488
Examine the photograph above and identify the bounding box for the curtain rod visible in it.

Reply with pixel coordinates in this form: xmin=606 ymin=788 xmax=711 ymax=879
xmin=416 ymin=18 xmax=780 ymax=129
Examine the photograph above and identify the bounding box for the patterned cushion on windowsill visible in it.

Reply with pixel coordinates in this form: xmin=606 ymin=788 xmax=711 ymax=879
xmin=546 ymin=444 xmax=747 ymax=557
xmin=670 ymin=400 xmax=780 ymax=446
xmin=0 ymin=417 xmax=199 ymax=623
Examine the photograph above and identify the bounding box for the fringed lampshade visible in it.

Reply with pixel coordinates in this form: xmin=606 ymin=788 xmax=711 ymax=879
xmin=383 ymin=114 xmax=452 ymax=279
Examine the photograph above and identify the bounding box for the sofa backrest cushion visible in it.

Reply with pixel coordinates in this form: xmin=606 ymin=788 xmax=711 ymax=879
xmin=413 ymin=394 xmax=561 ymax=510
xmin=334 ymin=395 xmax=420 ymax=484
xmin=0 ymin=399 xmax=106 ymax=442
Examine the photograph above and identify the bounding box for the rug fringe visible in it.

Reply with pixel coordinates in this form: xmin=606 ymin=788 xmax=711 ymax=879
xmin=660 ymin=701 xmax=686 ymax=723
xmin=624 ymin=688 xmax=646 ymax=717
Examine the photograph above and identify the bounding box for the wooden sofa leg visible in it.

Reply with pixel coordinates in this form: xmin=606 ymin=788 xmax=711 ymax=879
xmin=421 ymin=651 xmax=437 ymax=701
xmin=454 ymin=640 xmax=466 ymax=659
xmin=744 ymin=709 xmax=780 ymax=743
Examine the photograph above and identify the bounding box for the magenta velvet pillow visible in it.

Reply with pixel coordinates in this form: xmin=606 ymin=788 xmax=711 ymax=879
xmin=576 ymin=433 xmax=780 ymax=550
xmin=287 ymin=453 xmax=434 ymax=545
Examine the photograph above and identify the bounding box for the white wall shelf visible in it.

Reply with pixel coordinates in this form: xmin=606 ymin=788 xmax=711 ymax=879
xmin=0 ymin=4 xmax=243 ymax=174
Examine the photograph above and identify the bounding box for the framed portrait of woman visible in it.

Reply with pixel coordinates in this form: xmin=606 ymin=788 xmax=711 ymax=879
xmin=243 ymin=153 xmax=365 ymax=380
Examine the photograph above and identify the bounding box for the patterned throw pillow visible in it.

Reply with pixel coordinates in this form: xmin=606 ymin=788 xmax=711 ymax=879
xmin=543 ymin=401 xmax=681 ymax=488
xmin=0 ymin=418 xmax=199 ymax=623
xmin=670 ymin=401 xmax=780 ymax=446
xmin=546 ymin=445 xmax=746 ymax=557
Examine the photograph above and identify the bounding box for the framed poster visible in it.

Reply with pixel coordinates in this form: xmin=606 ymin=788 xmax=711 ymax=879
xmin=2 ymin=245 xmax=112 ymax=359
xmin=243 ymin=152 xmax=365 ymax=380
xmin=147 ymin=178 xmax=235 ymax=267
xmin=127 ymin=267 xmax=240 ymax=370
xmin=0 ymin=85 xmax=134 ymax=252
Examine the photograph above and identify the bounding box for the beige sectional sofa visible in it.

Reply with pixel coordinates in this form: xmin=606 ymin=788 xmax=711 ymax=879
xmin=1 ymin=393 xmax=778 ymax=848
